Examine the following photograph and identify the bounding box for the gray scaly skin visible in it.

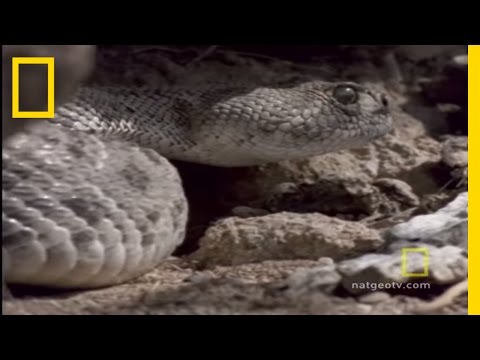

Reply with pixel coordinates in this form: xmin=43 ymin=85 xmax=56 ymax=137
xmin=2 ymin=78 xmax=392 ymax=289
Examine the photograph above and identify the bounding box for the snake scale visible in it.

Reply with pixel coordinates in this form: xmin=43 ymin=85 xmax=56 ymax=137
xmin=2 ymin=63 xmax=393 ymax=289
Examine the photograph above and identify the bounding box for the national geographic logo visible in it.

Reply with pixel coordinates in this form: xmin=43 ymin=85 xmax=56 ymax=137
xmin=11 ymin=57 xmax=55 ymax=119
xmin=401 ymin=248 xmax=429 ymax=278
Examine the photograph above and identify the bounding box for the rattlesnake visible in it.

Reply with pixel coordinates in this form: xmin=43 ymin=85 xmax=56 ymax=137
xmin=2 ymin=52 xmax=393 ymax=290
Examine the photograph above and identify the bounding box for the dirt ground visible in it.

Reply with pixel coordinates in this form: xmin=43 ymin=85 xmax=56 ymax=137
xmin=3 ymin=45 xmax=468 ymax=315
xmin=3 ymin=257 xmax=466 ymax=315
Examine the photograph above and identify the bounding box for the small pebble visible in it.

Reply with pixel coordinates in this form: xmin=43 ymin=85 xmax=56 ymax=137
xmin=183 ymin=272 xmax=216 ymax=284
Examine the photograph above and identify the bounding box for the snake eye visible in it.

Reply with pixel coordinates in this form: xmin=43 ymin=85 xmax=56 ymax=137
xmin=333 ymin=85 xmax=358 ymax=105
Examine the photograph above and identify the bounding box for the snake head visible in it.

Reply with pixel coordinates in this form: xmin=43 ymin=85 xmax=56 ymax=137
xmin=192 ymin=80 xmax=394 ymax=166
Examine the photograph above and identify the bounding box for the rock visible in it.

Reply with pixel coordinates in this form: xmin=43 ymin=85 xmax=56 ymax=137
xmin=282 ymin=258 xmax=341 ymax=295
xmin=387 ymin=222 xmax=467 ymax=253
xmin=441 ymin=136 xmax=467 ymax=169
xmin=386 ymin=192 xmax=467 ymax=249
xmin=372 ymin=178 xmax=420 ymax=209
xmin=373 ymin=110 xmax=443 ymax=182
xmin=338 ymin=245 xmax=467 ymax=295
xmin=264 ymin=177 xmax=382 ymax=217
xmin=336 ymin=192 xmax=468 ymax=296
xmin=263 ymin=177 xmax=419 ymax=220
xmin=190 ymin=212 xmax=384 ymax=267
xmin=441 ymin=136 xmax=467 ymax=186
xmin=238 ymin=150 xmax=377 ymax=202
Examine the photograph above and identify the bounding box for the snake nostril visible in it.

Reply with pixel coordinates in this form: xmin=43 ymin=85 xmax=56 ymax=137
xmin=381 ymin=94 xmax=389 ymax=108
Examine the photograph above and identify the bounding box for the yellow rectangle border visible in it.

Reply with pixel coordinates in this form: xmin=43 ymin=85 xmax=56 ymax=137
xmin=469 ymin=45 xmax=479 ymax=315
xmin=11 ymin=57 xmax=55 ymax=118
xmin=401 ymin=248 xmax=429 ymax=278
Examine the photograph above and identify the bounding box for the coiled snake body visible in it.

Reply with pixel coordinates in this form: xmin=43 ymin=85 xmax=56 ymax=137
xmin=2 ymin=78 xmax=393 ymax=289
